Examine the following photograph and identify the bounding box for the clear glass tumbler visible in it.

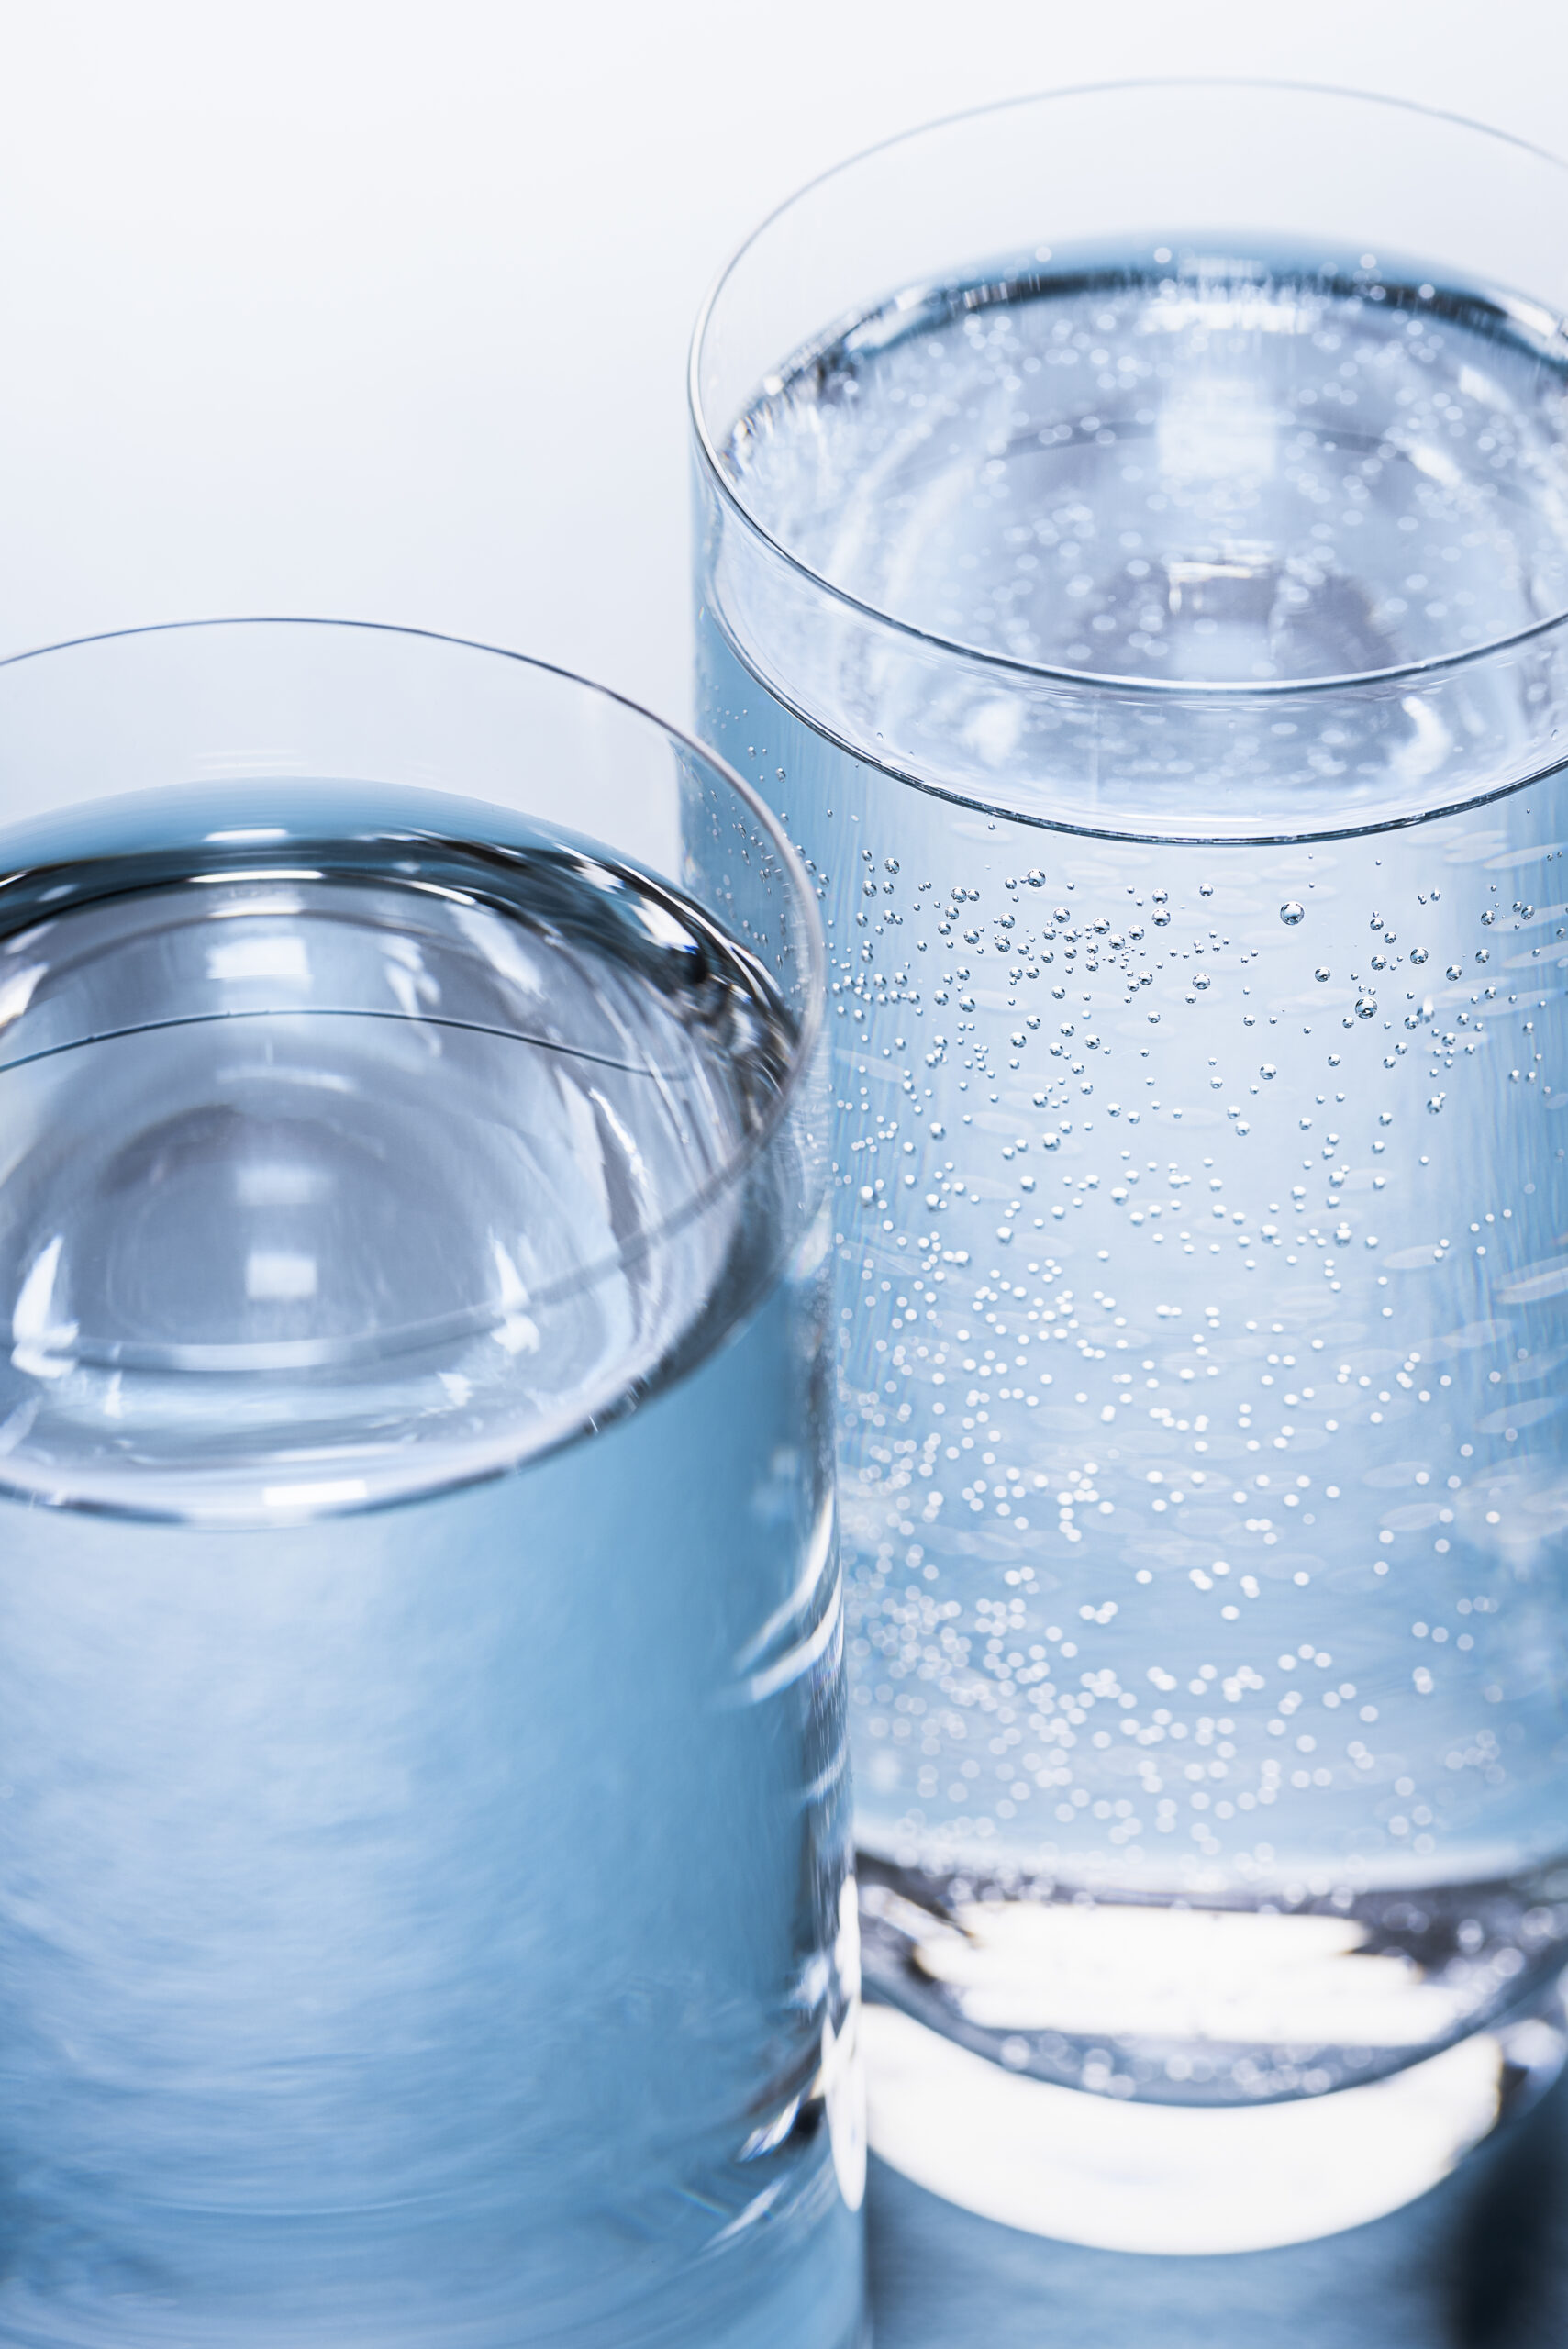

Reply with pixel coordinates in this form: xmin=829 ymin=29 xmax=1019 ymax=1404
xmin=0 ymin=620 xmax=864 ymax=2345
xmin=692 ymin=83 xmax=1568 ymax=2252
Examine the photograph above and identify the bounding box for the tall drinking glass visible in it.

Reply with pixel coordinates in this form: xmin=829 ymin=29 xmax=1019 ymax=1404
xmin=0 ymin=620 xmax=863 ymax=2344
xmin=692 ymin=83 xmax=1568 ymax=2252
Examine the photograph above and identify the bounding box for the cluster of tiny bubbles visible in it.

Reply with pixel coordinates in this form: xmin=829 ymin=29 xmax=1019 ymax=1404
xmin=794 ymin=813 xmax=1568 ymax=1945
xmin=697 ymin=230 xmax=1568 ymax=2099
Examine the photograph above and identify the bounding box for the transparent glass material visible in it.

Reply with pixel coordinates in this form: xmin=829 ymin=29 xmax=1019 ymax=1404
xmin=693 ymin=84 xmax=1568 ymax=2251
xmin=0 ymin=621 xmax=863 ymax=2345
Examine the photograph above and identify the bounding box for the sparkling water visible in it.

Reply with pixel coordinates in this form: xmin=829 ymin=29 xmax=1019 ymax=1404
xmin=698 ymin=243 xmax=1568 ymax=2109
xmin=0 ymin=799 xmax=862 ymax=2346
xmin=728 ymin=244 xmax=1568 ymax=686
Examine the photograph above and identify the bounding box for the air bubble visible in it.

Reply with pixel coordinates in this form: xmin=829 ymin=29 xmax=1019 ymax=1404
xmin=1410 ymin=948 xmax=1428 ymax=966
xmin=1153 ymin=909 xmax=1172 ymax=928
xmin=1427 ymin=1095 xmax=1445 ymax=1115
xmin=1200 ymin=883 xmax=1214 ymax=898
xmin=1446 ymin=964 xmax=1462 ymax=981
xmin=1315 ymin=967 xmax=1331 ymax=983
xmin=1356 ymin=996 xmax=1377 ymax=1019
xmin=1281 ymin=903 xmax=1305 ymax=926
xmin=1260 ymin=1063 xmax=1276 ymax=1080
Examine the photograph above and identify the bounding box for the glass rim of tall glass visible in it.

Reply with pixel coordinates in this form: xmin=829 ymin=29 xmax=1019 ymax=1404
xmin=691 ymin=79 xmax=1568 ymax=841
xmin=0 ymin=616 xmax=826 ymax=1511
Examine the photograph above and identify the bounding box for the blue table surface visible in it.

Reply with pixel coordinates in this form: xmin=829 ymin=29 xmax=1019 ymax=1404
xmin=865 ymin=2068 xmax=1568 ymax=2347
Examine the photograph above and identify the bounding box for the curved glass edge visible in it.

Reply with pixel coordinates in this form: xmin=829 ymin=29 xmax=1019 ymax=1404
xmin=690 ymin=82 xmax=1568 ymax=841
xmin=690 ymin=81 xmax=1568 ymax=696
xmin=0 ymin=620 xmax=826 ymax=1308
xmin=694 ymin=80 xmax=1568 ymax=465
xmin=0 ymin=620 xmax=830 ymax=1519
xmin=695 ymin=462 xmax=1568 ymax=845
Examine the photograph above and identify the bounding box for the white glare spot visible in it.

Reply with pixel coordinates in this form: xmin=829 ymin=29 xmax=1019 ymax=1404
xmin=207 ymin=935 xmax=310 ymax=984
xmin=244 ymin=1251 xmax=318 ymax=1302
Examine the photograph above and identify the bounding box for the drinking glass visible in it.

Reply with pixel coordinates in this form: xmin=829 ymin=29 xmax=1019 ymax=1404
xmin=0 ymin=619 xmax=863 ymax=2344
xmin=692 ymin=83 xmax=1568 ymax=2252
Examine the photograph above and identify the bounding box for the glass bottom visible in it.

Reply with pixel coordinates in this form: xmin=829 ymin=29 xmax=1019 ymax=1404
xmin=859 ymin=1855 xmax=1568 ymax=2252
xmin=863 ymin=1998 xmax=1564 ymax=2254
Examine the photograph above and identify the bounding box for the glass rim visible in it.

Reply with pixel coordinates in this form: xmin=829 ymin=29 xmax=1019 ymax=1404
xmin=690 ymin=75 xmax=1568 ymax=703
xmin=0 ymin=616 xmax=828 ymax=1375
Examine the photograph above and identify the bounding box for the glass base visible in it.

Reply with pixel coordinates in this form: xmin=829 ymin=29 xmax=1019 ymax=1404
xmin=863 ymin=1998 xmax=1564 ymax=2254
xmin=859 ymin=1850 xmax=1568 ymax=2252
